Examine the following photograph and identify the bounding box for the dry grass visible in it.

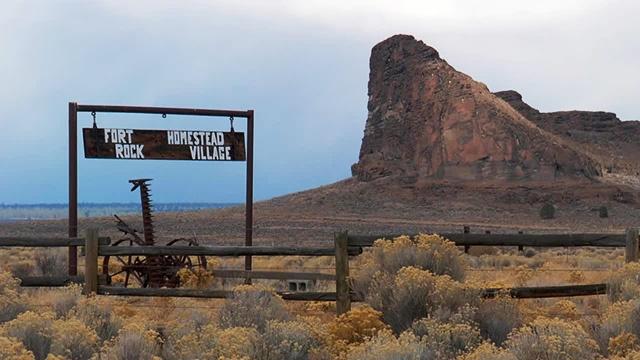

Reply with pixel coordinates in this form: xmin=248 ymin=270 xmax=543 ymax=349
xmin=0 ymin=233 xmax=638 ymax=358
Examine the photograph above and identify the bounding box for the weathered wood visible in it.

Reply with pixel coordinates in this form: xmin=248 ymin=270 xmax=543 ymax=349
xmin=212 ymin=269 xmax=335 ymax=281
xmin=98 ymin=286 xmax=345 ymax=301
xmin=625 ymin=228 xmax=639 ymax=262
xmin=482 ymin=283 xmax=607 ymax=299
xmin=335 ymin=231 xmax=351 ymax=315
xmin=84 ymin=229 xmax=99 ymax=295
xmin=99 ymin=245 xmax=362 ymax=257
xmin=83 ymin=128 xmax=246 ymax=161
xmin=18 ymin=276 xmax=85 ymax=287
xmin=18 ymin=275 xmax=107 ymax=287
xmin=97 ymin=284 xmax=606 ymax=301
xmin=0 ymin=237 xmax=111 ymax=247
xmin=348 ymin=233 xmax=626 ymax=248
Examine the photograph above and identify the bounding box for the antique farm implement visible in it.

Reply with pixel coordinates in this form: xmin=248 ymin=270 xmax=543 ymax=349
xmin=102 ymin=179 xmax=207 ymax=288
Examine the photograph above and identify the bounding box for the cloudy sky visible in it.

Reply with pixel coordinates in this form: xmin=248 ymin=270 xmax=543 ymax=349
xmin=0 ymin=0 xmax=637 ymax=204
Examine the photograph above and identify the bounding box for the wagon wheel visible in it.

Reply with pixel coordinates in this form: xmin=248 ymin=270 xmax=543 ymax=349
xmin=102 ymin=237 xmax=208 ymax=288
xmin=102 ymin=238 xmax=148 ymax=288
xmin=166 ymin=238 xmax=208 ymax=270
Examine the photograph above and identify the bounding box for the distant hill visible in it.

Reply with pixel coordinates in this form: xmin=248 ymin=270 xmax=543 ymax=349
xmin=0 ymin=203 xmax=237 ymax=221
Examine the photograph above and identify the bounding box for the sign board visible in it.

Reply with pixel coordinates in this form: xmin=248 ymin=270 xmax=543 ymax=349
xmin=83 ymin=128 xmax=246 ymax=161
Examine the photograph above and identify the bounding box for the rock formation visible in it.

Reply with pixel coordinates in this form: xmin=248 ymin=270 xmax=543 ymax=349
xmin=494 ymin=90 xmax=640 ymax=176
xmin=351 ymin=35 xmax=604 ymax=183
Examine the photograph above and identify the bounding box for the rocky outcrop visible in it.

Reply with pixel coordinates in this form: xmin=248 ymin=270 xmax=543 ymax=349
xmin=494 ymin=90 xmax=640 ymax=175
xmin=351 ymin=35 xmax=603 ymax=183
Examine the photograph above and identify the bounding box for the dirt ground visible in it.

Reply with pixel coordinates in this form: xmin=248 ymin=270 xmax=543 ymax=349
xmin=2 ymin=177 xmax=640 ymax=247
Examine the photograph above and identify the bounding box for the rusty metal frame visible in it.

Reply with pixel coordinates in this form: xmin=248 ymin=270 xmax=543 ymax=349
xmin=68 ymin=102 xmax=255 ymax=277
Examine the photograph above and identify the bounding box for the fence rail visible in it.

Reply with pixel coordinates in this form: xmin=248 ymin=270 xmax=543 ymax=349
xmin=99 ymin=245 xmax=362 ymax=257
xmin=1 ymin=227 xmax=636 ymax=316
xmin=347 ymin=233 xmax=627 ymax=248
xmin=482 ymin=283 xmax=607 ymax=298
xmin=0 ymin=237 xmax=111 ymax=247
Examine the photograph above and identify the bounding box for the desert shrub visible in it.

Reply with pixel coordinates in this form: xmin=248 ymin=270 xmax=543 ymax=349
xmin=50 ymin=318 xmax=98 ymax=360
xmin=599 ymin=206 xmax=609 ymax=218
xmin=71 ymin=297 xmax=122 ymax=342
xmin=608 ymin=332 xmax=640 ymax=358
xmin=100 ymin=324 xmax=160 ymax=360
xmin=513 ymin=265 xmax=534 ymax=286
xmin=183 ymin=308 xmax=212 ymax=331
xmin=365 ymin=266 xmax=479 ymax=332
xmin=410 ymin=318 xmax=482 ymax=358
xmin=328 ymin=306 xmax=387 ymax=355
xmin=608 ymin=262 xmax=640 ymax=302
xmin=50 ymin=285 xmax=82 ymax=318
xmin=0 ymin=335 xmax=35 ymax=360
xmin=1 ymin=311 xmax=54 ymax=360
xmin=218 ymin=285 xmax=290 ymax=331
xmin=523 ymin=248 xmax=537 ymax=258
xmin=171 ymin=325 xmax=259 ymax=359
xmin=345 ymin=329 xmax=431 ymax=360
xmin=547 ymin=300 xmax=580 ymax=320
xmin=256 ymin=320 xmax=321 ymax=360
xmin=567 ymin=270 xmax=585 ymax=284
xmin=592 ymin=300 xmax=640 ymax=354
xmin=10 ymin=261 xmax=34 ymax=278
xmin=539 ymin=203 xmax=555 ymax=219
xmin=0 ymin=272 xmax=28 ymax=323
xmin=459 ymin=341 xmax=516 ymax=360
xmin=34 ymin=249 xmax=66 ymax=276
xmin=353 ymin=234 xmax=466 ymax=296
xmin=177 ymin=268 xmax=214 ymax=289
xmin=505 ymin=316 xmax=599 ymax=360
xmin=474 ymin=294 xmax=522 ymax=345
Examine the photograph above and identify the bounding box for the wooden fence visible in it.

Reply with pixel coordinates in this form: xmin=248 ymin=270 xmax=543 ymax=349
xmin=1 ymin=227 xmax=638 ymax=315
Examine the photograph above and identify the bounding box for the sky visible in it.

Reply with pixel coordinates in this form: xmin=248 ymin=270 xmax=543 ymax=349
xmin=0 ymin=0 xmax=638 ymax=204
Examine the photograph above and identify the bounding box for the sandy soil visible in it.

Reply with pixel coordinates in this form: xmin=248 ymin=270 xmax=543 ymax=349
xmin=1 ymin=177 xmax=639 ymax=247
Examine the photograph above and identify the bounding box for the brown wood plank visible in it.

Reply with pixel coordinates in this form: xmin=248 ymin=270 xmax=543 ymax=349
xmin=482 ymin=283 xmax=607 ymax=299
xmin=0 ymin=237 xmax=111 ymax=247
xmin=83 ymin=128 xmax=246 ymax=161
xmin=348 ymin=233 xmax=625 ymax=248
xmin=98 ymin=283 xmax=606 ymax=300
xmin=335 ymin=231 xmax=351 ymax=314
xmin=77 ymin=104 xmax=251 ymax=118
xmin=99 ymin=245 xmax=362 ymax=257
xmin=18 ymin=276 xmax=85 ymax=287
xmin=98 ymin=286 xmax=342 ymax=301
xmin=212 ymin=269 xmax=334 ymax=281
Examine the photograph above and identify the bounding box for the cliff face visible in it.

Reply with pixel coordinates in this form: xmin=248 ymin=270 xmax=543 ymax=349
xmin=494 ymin=90 xmax=640 ymax=175
xmin=351 ymin=35 xmax=602 ymax=183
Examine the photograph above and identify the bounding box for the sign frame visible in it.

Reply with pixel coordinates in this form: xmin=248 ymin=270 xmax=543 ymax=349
xmin=68 ymin=103 xmax=255 ymax=279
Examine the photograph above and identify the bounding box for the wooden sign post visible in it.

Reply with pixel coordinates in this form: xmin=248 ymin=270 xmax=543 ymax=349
xmin=69 ymin=104 xmax=255 ymax=279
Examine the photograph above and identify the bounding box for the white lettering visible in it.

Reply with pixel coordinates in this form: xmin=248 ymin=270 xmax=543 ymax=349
xmin=115 ymin=144 xmax=124 ymax=158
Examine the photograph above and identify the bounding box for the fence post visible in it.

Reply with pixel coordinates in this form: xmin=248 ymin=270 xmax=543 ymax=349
xmin=335 ymin=230 xmax=351 ymax=315
xmin=83 ymin=228 xmax=99 ymax=296
xmin=625 ymin=228 xmax=639 ymax=263
xmin=518 ymin=231 xmax=524 ymax=253
xmin=463 ymin=226 xmax=470 ymax=253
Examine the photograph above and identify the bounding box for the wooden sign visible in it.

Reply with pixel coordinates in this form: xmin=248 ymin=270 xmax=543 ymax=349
xmin=83 ymin=128 xmax=245 ymax=161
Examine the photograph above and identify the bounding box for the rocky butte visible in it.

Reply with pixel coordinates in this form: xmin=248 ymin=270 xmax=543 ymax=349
xmin=350 ymin=34 xmax=635 ymax=185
